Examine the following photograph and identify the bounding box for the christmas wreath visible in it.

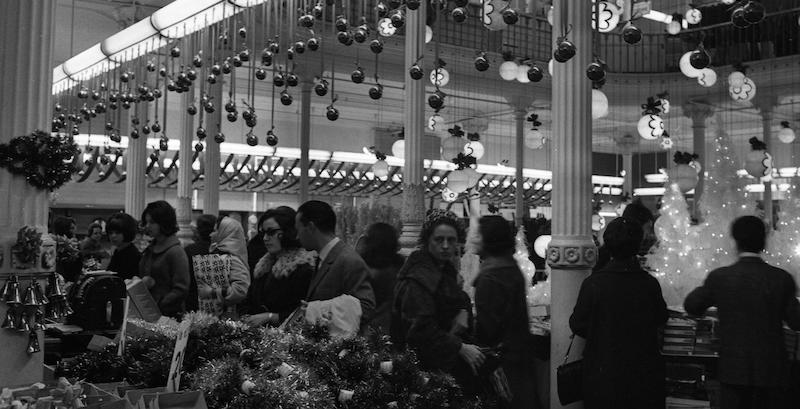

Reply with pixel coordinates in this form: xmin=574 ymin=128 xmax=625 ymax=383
xmin=0 ymin=129 xmax=79 ymax=191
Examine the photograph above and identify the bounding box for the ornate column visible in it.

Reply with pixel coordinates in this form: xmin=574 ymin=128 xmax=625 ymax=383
xmin=125 ymin=90 xmax=148 ymax=218
xmin=548 ymin=1 xmax=595 ymax=408
xmin=507 ymin=95 xmax=531 ymax=227
xmin=622 ymin=152 xmax=633 ymax=194
xmin=682 ymin=101 xmax=713 ymax=219
xmin=176 ymin=57 xmax=196 ymax=244
xmin=299 ymin=80 xmax=313 ymax=204
xmin=203 ymin=75 xmax=222 ymax=216
xmin=0 ymin=0 xmax=56 ymax=386
xmin=398 ymin=2 xmax=426 ymax=253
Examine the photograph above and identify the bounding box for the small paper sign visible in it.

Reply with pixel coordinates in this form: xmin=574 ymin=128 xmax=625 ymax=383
xmin=166 ymin=320 xmax=191 ymax=392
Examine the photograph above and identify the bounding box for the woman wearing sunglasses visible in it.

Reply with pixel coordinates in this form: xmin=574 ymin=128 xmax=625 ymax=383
xmin=241 ymin=206 xmax=315 ymax=326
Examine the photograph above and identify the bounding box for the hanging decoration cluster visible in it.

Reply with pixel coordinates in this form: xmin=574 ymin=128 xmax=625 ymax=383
xmin=679 ymin=42 xmax=717 ymax=88
xmin=667 ymin=151 xmax=700 ymax=194
xmin=637 ymin=97 xmax=665 ymax=141
xmin=0 ymin=130 xmax=79 ymax=191
xmin=524 ymin=113 xmax=545 ymax=149
xmin=743 ymin=136 xmax=773 ymax=181
xmin=727 ymin=63 xmax=757 ymax=103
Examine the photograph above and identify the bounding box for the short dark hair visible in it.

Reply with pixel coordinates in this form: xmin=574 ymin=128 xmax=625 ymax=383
xmin=195 ymin=214 xmax=217 ymax=241
xmin=87 ymin=222 xmax=103 ymax=237
xmin=359 ymin=222 xmax=402 ymax=268
xmin=419 ymin=210 xmax=465 ymax=246
xmin=478 ymin=216 xmax=515 ymax=257
xmin=731 ymin=215 xmax=766 ymax=253
xmin=622 ymin=200 xmax=654 ymax=226
xmin=296 ymin=200 xmax=336 ymax=234
xmin=53 ymin=216 xmax=76 ymax=237
xmin=106 ymin=213 xmax=138 ymax=242
xmin=141 ymin=200 xmax=179 ymax=236
xmin=603 ymin=217 xmax=643 ymax=259
xmin=263 ymin=206 xmax=302 ymax=250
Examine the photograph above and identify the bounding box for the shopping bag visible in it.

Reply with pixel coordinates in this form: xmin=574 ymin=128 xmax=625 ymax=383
xmin=556 ymin=334 xmax=583 ymax=405
xmin=192 ymin=254 xmax=231 ymax=317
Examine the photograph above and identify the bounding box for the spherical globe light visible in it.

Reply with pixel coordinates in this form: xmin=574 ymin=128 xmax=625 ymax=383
xmin=525 ymin=128 xmax=545 ymax=149
xmin=499 ymin=60 xmax=519 ymax=81
xmin=373 ymin=159 xmax=389 ymax=178
xmin=533 ymin=235 xmax=551 ymax=258
xmin=728 ymin=71 xmax=745 ymax=88
xmin=592 ymin=89 xmax=609 ymax=119
xmin=546 ymin=6 xmax=553 ymax=26
xmin=441 ymin=187 xmax=458 ymax=202
xmin=378 ymin=18 xmax=396 ymax=37
xmin=659 ymin=98 xmax=671 ymax=114
xmin=637 ymin=114 xmax=665 ymax=140
xmin=591 ymin=214 xmax=606 ymax=232
xmin=729 ymin=77 xmax=757 ymax=102
xmin=684 ymin=8 xmax=702 ymax=25
xmin=592 ymin=2 xmax=621 ymax=33
xmin=464 ymin=141 xmax=485 ymax=159
xmin=666 ymin=20 xmax=681 ymax=35
xmin=679 ymin=51 xmax=702 ymax=78
xmin=441 ymin=136 xmax=466 ymax=161
xmin=777 ymin=124 xmax=796 ymax=144
xmin=516 ymin=64 xmax=531 ymax=83
xmin=697 ymin=68 xmax=717 ymax=87
xmin=447 ymin=169 xmax=473 ymax=193
xmin=391 ymin=139 xmax=405 ymax=158
xmin=428 ymin=114 xmax=447 ymax=136
xmin=425 ymin=25 xmax=433 ymax=44
xmin=430 ymin=67 xmax=450 ymax=87
xmin=668 ymin=164 xmax=699 ymax=193
xmin=745 ymin=150 xmax=772 ymax=180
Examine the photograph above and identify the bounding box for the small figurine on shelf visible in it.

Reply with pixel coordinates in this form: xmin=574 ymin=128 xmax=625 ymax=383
xmin=11 ymin=226 xmax=42 ymax=270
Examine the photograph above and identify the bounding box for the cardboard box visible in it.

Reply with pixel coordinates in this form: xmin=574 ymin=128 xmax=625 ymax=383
xmin=126 ymin=278 xmax=161 ymax=323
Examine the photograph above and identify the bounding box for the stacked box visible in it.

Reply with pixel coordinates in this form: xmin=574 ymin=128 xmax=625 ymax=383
xmin=662 ymin=317 xmax=719 ymax=356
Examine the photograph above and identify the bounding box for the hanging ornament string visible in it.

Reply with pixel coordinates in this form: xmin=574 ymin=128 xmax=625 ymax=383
xmin=249 ymin=6 xmax=256 ymax=112
xmin=330 ymin=2 xmax=337 ymax=106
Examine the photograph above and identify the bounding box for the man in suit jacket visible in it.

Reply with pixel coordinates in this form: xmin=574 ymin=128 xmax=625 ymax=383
xmin=685 ymin=216 xmax=800 ymax=409
xmin=295 ymin=200 xmax=375 ymax=325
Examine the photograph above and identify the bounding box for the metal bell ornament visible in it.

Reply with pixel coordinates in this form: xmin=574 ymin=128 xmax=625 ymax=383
xmin=299 ymin=14 xmax=314 ymax=28
xmin=474 ymin=52 xmax=489 ymax=72
xmin=47 ymin=273 xmax=65 ymax=298
xmin=27 ymin=330 xmax=41 ymax=354
xmin=2 ymin=307 xmax=16 ymax=329
xmin=246 ymin=132 xmax=259 ymax=146
xmin=3 ymin=276 xmax=22 ymax=305
xmin=452 ymin=7 xmax=467 ymax=23
xmin=528 ymin=64 xmax=544 ymax=82
xmin=273 ymin=72 xmax=286 ymax=87
xmin=369 ymin=84 xmax=384 ymax=100
xmin=351 ymin=67 xmax=365 ymax=84
xmin=287 ymin=73 xmax=299 ymax=87
xmin=553 ymin=37 xmax=576 ymax=62
xmin=370 ymin=39 xmax=384 ymax=54
xmin=187 ymin=104 xmax=198 ymax=115
xmin=266 ymin=130 xmax=279 ymax=146
xmin=326 ymin=105 xmax=340 ymax=121
xmin=294 ymin=41 xmax=306 ymax=53
xmin=315 ymin=79 xmax=329 ymax=96
xmin=214 ymin=132 xmax=226 ymax=143
xmin=586 ymin=60 xmax=606 ymax=82
xmin=502 ymin=8 xmax=519 ymax=25
xmin=428 ymin=90 xmax=446 ymax=110
xmin=255 ymin=68 xmax=267 ymax=80
xmin=280 ymin=90 xmax=294 ymax=106
xmin=409 ymin=64 xmax=424 ymax=80
xmin=18 ymin=313 xmax=30 ymax=332
xmin=622 ymin=22 xmax=642 ymax=44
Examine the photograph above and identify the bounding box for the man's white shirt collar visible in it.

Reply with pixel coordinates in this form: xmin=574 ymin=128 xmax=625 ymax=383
xmin=318 ymin=237 xmax=340 ymax=267
xmin=739 ymin=252 xmax=762 ymax=259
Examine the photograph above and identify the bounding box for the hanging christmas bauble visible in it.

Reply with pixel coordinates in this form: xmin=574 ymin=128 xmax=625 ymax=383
xmin=159 ymin=137 xmax=169 ymax=151
xmin=223 ymin=109 xmax=236 ymax=121
xmin=195 ymin=142 xmax=204 ymax=152
xmin=446 ymin=168 xmax=473 ymax=193
xmin=142 ymin=125 xmax=151 ymax=135
xmin=211 ymin=64 xmax=222 ymax=76
xmin=527 ymin=64 xmax=544 ymax=82
xmin=204 ymin=102 xmax=215 ymax=113
xmin=187 ymin=104 xmax=197 ymax=115
xmin=299 ymin=14 xmax=315 ymax=28
xmin=428 ymin=91 xmax=445 ymax=110
xmin=592 ymin=1 xmax=621 ymax=33
xmin=370 ymin=39 xmax=384 ymax=53
xmin=430 ymin=67 xmax=449 ymax=87
xmin=452 ymin=7 xmax=467 ymax=23
xmin=441 ymin=136 xmax=466 ymax=161
xmin=525 ymin=128 xmax=545 ymax=149
xmin=315 ymin=80 xmax=329 ymax=96
xmin=351 ymin=68 xmax=365 ymax=83
xmin=353 ymin=28 xmax=368 ymax=43
xmin=192 ymin=54 xmax=203 ymax=68
xmin=729 ymin=77 xmax=756 ymax=102
xmin=170 ymin=46 xmax=181 ymax=58
xmin=464 ymin=141 xmax=485 ymax=159
xmin=335 ymin=16 xmax=348 ymax=32
xmin=95 ymin=102 xmax=107 ymax=113
xmin=697 ymin=68 xmax=717 ymax=87
xmin=104 ymin=122 xmax=114 ymax=132
xmin=266 ymin=132 xmax=279 ymax=146
xmin=442 ymin=187 xmax=458 ymax=202
xmin=689 ymin=48 xmax=711 ymax=69
xmin=474 ymin=54 xmax=489 ymax=71
xmin=326 ymin=106 xmax=340 ymax=121
xmin=388 ymin=0 xmax=402 ymax=9
xmin=313 ymin=2 xmax=324 ymax=19
xmin=499 ymin=60 xmax=519 ymax=80
xmin=684 ymin=8 xmax=702 ymax=24
xmin=679 ymin=51 xmax=702 ymax=78
xmin=293 ymin=41 xmax=306 ymax=54
xmin=637 ymin=114 xmax=664 ymax=140
xmin=51 ymin=119 xmax=61 ymax=132
xmin=177 ymin=72 xmax=190 ymax=85
xmin=391 ymin=139 xmax=405 ymax=158
xmin=592 ymin=89 xmax=609 ymax=119
xmin=731 ymin=7 xmax=749 ymax=28
xmin=130 ymin=128 xmax=140 ymax=139
xmin=273 ymin=73 xmax=285 ymax=87
xmin=503 ymin=8 xmax=519 ymax=25
xmin=144 ymin=91 xmax=155 ymax=102
xmin=146 ymin=61 xmax=156 ymax=72
xmin=743 ymin=1 xmax=765 ymax=24
xmin=72 ymin=125 xmax=79 ymax=135
xmin=337 ymin=31 xmax=353 ymax=45
xmin=307 ymin=37 xmax=320 ymax=51
xmin=745 ymin=150 xmax=772 ymax=180
xmin=77 ymin=88 xmax=89 ymax=99
xmin=369 ymin=84 xmax=384 ymax=100
xmin=668 ymin=164 xmax=699 ymax=193
xmin=376 ymin=2 xmax=389 ymax=18
xmin=222 ymin=61 xmax=232 ymax=74
xmin=778 ymin=122 xmax=796 ymax=144
xmin=151 ymin=122 xmax=162 ymax=133
xmin=373 ymin=160 xmax=390 ymax=178
xmin=246 ymin=133 xmax=258 ymax=146
xmin=621 ymin=22 xmax=642 ymax=44
xmin=196 ymin=127 xmax=207 ymax=139
xmin=214 ymin=132 xmax=225 ymax=143
xmin=120 ymin=71 xmax=132 ymax=82
xmin=409 ymin=64 xmax=424 ymax=80
xmin=407 ymin=0 xmax=421 ymax=10
xmin=586 ymin=62 xmax=606 ymax=82
xmin=728 ymin=71 xmax=745 ymax=88
xmin=254 ymin=68 xmax=267 ymax=80
xmin=245 ymin=117 xmax=256 ymax=128
xmin=554 ymin=39 xmax=576 ymax=62
xmin=242 ymin=109 xmax=253 ymax=121
xmin=267 ymin=41 xmax=280 ymax=54
xmin=389 ymin=9 xmax=405 ymax=28
xmin=91 ymin=90 xmax=101 ymax=100
xmin=232 ymin=55 xmax=243 ymax=67
xmin=286 ymin=73 xmax=299 ymax=87
xmin=483 ymin=0 xmax=509 ymax=31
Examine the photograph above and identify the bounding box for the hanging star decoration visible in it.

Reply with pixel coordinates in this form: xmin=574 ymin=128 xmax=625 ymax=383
xmin=0 ymin=130 xmax=79 ymax=191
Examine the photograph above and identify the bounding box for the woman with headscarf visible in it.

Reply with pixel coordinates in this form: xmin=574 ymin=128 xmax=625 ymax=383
xmin=195 ymin=216 xmax=251 ymax=318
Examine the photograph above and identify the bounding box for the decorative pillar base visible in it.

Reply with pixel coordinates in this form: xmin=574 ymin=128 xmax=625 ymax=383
xmin=399 ymin=183 xmax=426 ymax=254
xmin=176 ymin=197 xmax=194 ymax=246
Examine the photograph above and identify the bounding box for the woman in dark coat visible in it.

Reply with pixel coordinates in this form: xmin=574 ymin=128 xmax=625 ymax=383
xmin=472 ymin=216 xmax=539 ymax=409
xmin=106 ymin=212 xmax=141 ymax=280
xmin=570 ymin=217 xmax=668 ymax=409
xmin=391 ymin=210 xmax=484 ymax=389
xmin=357 ymin=222 xmax=404 ymax=334
xmin=240 ymin=207 xmax=314 ymax=326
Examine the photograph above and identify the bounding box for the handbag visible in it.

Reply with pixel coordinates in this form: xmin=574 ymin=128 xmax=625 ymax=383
xmin=192 ymin=254 xmax=232 ymax=317
xmin=556 ymin=334 xmax=583 ymax=405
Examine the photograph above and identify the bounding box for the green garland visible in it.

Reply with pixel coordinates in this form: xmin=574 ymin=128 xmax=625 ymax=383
xmin=0 ymin=129 xmax=78 ymax=191
xmin=57 ymin=313 xmax=491 ymax=409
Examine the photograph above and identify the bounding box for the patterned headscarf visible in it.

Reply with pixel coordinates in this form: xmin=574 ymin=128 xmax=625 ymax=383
xmin=210 ymin=217 xmax=249 ymax=265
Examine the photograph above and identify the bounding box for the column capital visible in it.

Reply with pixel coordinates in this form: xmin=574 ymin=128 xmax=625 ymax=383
xmin=682 ymin=100 xmax=714 ymax=124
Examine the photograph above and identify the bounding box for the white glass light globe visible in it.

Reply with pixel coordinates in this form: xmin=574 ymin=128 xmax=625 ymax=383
xmin=666 ymin=20 xmax=681 ymax=35
xmin=533 ymin=235 xmax=551 ymax=258
xmin=592 ymin=2 xmax=621 ymax=33
xmin=430 ymin=67 xmax=450 ymax=87
xmin=729 ymin=77 xmax=757 ymax=102
xmin=483 ymin=0 xmax=509 ymax=31
xmin=447 ymin=169 xmax=472 ymax=193
xmin=441 ymin=136 xmax=466 ymax=160
xmin=428 ymin=114 xmax=445 ymax=133
xmin=525 ymin=129 xmax=545 ymax=149
xmin=728 ymin=71 xmax=745 ymax=88
xmin=499 ymin=61 xmax=519 ymax=81
xmin=659 ymin=98 xmax=671 ymax=114
xmin=637 ymin=114 xmax=664 ymax=140
xmin=425 ymin=25 xmax=433 ymax=44
xmin=778 ymin=127 xmax=796 ymax=144
xmin=548 ymin=59 xmax=554 ymax=76
xmin=592 ymin=89 xmax=609 ymax=119
xmin=373 ymin=160 xmax=389 ymax=178
xmin=464 ymin=141 xmax=485 ymax=159
xmin=516 ymin=64 xmax=531 ymax=83
xmin=391 ymin=139 xmax=405 ymax=158
xmin=378 ymin=18 xmax=396 ymax=37
xmin=679 ymin=51 xmax=702 ymax=78
xmin=697 ymin=68 xmax=717 ymax=87
xmin=684 ymin=8 xmax=702 ymax=25
xmin=547 ymin=6 xmax=553 ymax=26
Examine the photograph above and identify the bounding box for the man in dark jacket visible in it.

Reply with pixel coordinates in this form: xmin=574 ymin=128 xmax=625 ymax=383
xmin=685 ymin=216 xmax=800 ymax=409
